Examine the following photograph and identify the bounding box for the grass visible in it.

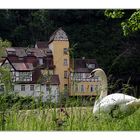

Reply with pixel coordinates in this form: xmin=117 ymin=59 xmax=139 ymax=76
xmin=0 ymin=93 xmax=140 ymax=131
xmin=1 ymin=106 xmax=140 ymax=131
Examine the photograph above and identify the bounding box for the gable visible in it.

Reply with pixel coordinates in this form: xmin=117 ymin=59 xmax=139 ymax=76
xmin=2 ymin=59 xmax=15 ymax=71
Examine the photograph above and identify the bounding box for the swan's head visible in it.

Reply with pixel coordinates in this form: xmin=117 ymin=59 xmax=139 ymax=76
xmin=88 ymin=68 xmax=105 ymax=79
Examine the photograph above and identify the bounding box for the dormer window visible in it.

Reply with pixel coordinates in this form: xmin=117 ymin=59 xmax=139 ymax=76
xmin=39 ymin=58 xmax=43 ymax=65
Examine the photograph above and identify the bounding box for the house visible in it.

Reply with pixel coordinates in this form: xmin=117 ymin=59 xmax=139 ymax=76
xmin=0 ymin=28 xmax=99 ymax=101
xmin=69 ymin=58 xmax=99 ymax=96
xmin=1 ymin=46 xmax=59 ymax=102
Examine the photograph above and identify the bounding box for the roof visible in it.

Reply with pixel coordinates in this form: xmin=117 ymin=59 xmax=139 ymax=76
xmin=5 ymin=47 xmax=27 ymax=58
xmin=12 ymin=63 xmax=34 ymax=71
xmin=26 ymin=48 xmax=46 ymax=58
xmin=36 ymin=41 xmax=48 ymax=48
xmin=14 ymin=47 xmax=27 ymax=57
xmin=73 ymin=58 xmax=98 ymax=73
xmin=3 ymin=47 xmax=52 ymax=58
xmin=26 ymin=48 xmax=52 ymax=58
xmin=48 ymin=28 xmax=68 ymax=43
xmin=39 ymin=74 xmax=60 ymax=85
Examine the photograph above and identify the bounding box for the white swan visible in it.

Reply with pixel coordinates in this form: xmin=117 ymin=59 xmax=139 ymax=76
xmin=89 ymin=68 xmax=140 ymax=118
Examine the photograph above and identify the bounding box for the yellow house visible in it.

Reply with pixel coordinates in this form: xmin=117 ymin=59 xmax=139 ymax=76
xmin=69 ymin=58 xmax=99 ymax=96
xmin=0 ymin=27 xmax=100 ymax=99
xmin=48 ymin=28 xmax=99 ymax=96
xmin=48 ymin=28 xmax=70 ymax=94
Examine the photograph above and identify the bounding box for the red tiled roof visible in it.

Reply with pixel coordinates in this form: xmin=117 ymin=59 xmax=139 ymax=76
xmin=26 ymin=48 xmax=53 ymax=58
xmin=26 ymin=48 xmax=46 ymax=58
xmin=50 ymin=75 xmax=60 ymax=85
xmin=39 ymin=74 xmax=60 ymax=85
xmin=12 ymin=63 xmax=34 ymax=71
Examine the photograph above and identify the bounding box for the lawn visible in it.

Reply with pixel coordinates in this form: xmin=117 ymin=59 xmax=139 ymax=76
xmin=1 ymin=106 xmax=140 ymax=131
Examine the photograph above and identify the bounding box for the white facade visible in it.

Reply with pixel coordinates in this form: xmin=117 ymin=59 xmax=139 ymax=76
xmin=14 ymin=84 xmax=59 ymax=102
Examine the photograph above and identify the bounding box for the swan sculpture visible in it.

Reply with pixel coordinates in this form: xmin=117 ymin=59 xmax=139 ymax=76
xmin=89 ymin=68 xmax=140 ymax=118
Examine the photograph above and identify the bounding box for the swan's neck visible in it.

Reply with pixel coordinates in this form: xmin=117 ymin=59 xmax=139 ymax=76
xmin=98 ymin=71 xmax=108 ymax=100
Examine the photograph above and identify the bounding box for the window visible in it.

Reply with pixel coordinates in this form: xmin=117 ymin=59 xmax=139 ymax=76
xmin=18 ymin=72 xmax=32 ymax=82
xmin=39 ymin=58 xmax=43 ymax=65
xmin=21 ymin=85 xmax=25 ymax=91
xmin=30 ymin=85 xmax=34 ymax=91
xmin=0 ymin=85 xmax=4 ymax=92
xmin=64 ymin=71 xmax=68 ymax=78
xmin=64 ymin=48 xmax=68 ymax=54
xmin=90 ymin=85 xmax=94 ymax=92
xmin=81 ymin=85 xmax=84 ymax=92
xmin=64 ymin=59 xmax=68 ymax=66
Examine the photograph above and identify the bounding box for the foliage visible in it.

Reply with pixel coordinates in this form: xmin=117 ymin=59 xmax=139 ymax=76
xmin=0 ymin=67 xmax=12 ymax=93
xmin=105 ymin=9 xmax=125 ymax=18
xmin=0 ymin=94 xmax=35 ymax=110
xmin=1 ymin=105 xmax=140 ymax=130
xmin=0 ymin=38 xmax=11 ymax=57
xmin=105 ymin=9 xmax=140 ymax=36
xmin=0 ymin=9 xmax=140 ymax=94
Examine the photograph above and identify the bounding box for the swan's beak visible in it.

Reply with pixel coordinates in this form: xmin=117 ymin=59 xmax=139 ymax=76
xmin=88 ymin=70 xmax=96 ymax=78
xmin=88 ymin=74 xmax=92 ymax=79
xmin=88 ymin=71 xmax=95 ymax=78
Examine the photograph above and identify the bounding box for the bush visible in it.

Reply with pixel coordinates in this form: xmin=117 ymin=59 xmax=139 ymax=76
xmin=58 ymin=94 xmax=94 ymax=107
xmin=0 ymin=93 xmax=35 ymax=110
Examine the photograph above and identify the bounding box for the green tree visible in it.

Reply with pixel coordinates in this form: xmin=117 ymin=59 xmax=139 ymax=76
xmin=105 ymin=9 xmax=140 ymax=36
xmin=0 ymin=38 xmax=11 ymax=57
xmin=0 ymin=38 xmax=12 ymax=93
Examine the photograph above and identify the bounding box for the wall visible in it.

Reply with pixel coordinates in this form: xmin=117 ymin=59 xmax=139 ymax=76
xmin=14 ymin=84 xmax=59 ymax=102
xmin=69 ymin=72 xmax=100 ymax=96
xmin=49 ymin=41 xmax=70 ymax=93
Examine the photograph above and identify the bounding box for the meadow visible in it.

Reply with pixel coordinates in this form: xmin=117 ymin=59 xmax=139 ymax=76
xmin=1 ymin=94 xmax=140 ymax=131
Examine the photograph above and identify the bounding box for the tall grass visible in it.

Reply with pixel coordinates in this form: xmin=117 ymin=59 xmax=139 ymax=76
xmin=1 ymin=94 xmax=140 ymax=131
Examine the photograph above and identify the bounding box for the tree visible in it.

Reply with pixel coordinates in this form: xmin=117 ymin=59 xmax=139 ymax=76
xmin=105 ymin=9 xmax=140 ymax=36
xmin=0 ymin=38 xmax=11 ymax=58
